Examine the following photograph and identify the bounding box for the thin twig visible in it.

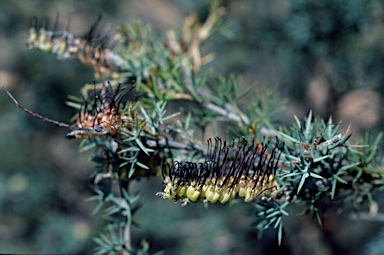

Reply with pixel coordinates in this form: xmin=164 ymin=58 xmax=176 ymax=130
xmin=3 ymin=86 xmax=75 ymax=129
xmin=123 ymin=219 xmax=131 ymax=255
xmin=117 ymin=180 xmax=132 ymax=255
xmin=203 ymin=101 xmax=249 ymax=126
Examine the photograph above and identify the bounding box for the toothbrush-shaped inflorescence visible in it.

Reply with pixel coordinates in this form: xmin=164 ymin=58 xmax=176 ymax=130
xmin=157 ymin=137 xmax=284 ymax=204
xmin=26 ymin=15 xmax=123 ymax=79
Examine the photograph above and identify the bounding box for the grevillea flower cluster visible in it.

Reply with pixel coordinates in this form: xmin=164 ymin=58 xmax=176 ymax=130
xmin=157 ymin=137 xmax=284 ymax=204
xmin=26 ymin=15 xmax=125 ymax=79
xmin=4 ymin=81 xmax=131 ymax=140
xmin=66 ymin=82 xmax=131 ymax=139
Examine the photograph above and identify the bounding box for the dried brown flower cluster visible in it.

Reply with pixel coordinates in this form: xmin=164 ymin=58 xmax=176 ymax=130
xmin=4 ymin=82 xmax=131 ymax=140
xmin=66 ymin=82 xmax=131 ymax=139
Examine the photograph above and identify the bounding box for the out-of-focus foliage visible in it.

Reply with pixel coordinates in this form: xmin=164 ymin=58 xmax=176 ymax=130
xmin=214 ymin=1 xmax=384 ymax=130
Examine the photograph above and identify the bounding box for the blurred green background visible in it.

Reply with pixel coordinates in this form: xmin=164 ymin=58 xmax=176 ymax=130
xmin=1 ymin=0 xmax=384 ymax=254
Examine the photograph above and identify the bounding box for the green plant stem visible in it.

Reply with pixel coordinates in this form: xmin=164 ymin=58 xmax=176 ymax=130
xmin=123 ymin=220 xmax=131 ymax=255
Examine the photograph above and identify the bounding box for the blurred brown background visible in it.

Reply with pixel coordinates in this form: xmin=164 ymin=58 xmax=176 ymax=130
xmin=1 ymin=0 xmax=384 ymax=254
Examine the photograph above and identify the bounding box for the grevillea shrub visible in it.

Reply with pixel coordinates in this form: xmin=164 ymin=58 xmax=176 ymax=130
xmin=6 ymin=2 xmax=384 ymax=254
